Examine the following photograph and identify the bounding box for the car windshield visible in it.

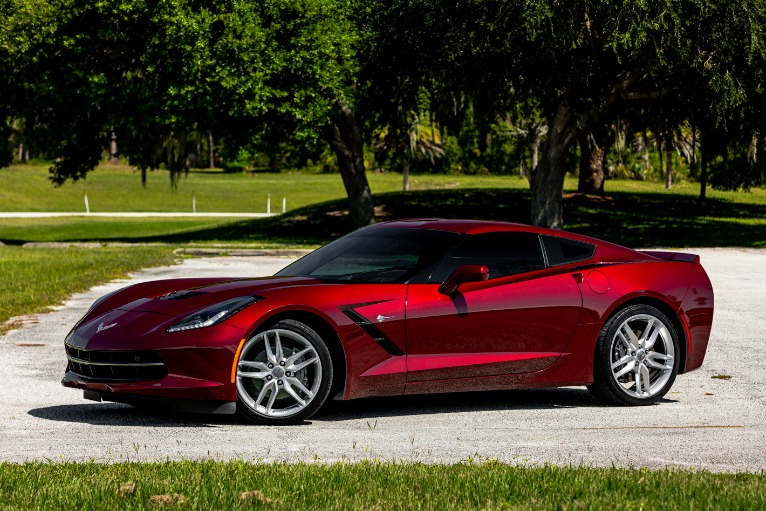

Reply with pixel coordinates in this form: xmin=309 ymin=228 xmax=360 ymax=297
xmin=276 ymin=228 xmax=462 ymax=283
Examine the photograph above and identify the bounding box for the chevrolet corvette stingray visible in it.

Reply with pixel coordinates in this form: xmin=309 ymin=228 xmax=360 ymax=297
xmin=62 ymin=219 xmax=714 ymax=424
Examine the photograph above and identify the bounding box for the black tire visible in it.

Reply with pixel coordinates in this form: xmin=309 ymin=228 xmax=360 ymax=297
xmin=588 ymin=304 xmax=680 ymax=406
xmin=236 ymin=319 xmax=333 ymax=425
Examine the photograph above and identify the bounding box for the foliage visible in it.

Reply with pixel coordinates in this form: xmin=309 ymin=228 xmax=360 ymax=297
xmin=2 ymin=0 xmax=361 ymax=185
xmin=2 ymin=0 xmax=766 ymax=227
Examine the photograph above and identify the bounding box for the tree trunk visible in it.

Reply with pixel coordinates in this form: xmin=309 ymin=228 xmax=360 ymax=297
xmin=529 ymin=127 xmax=541 ymax=185
xmin=577 ymin=131 xmax=606 ymax=195
xmin=17 ymin=143 xmax=23 ymax=162
xmin=665 ymin=142 xmax=673 ymax=189
xmin=208 ymin=131 xmax=214 ymax=169
xmin=531 ymin=101 xmax=576 ymax=229
xmin=109 ymin=129 xmax=118 ymax=164
xmin=324 ymin=105 xmax=375 ymax=228
xmin=699 ymin=146 xmax=707 ymax=200
xmin=402 ymin=155 xmax=410 ymax=192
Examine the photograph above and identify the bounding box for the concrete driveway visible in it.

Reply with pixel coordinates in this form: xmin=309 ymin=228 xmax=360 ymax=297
xmin=1 ymin=249 xmax=764 ymax=471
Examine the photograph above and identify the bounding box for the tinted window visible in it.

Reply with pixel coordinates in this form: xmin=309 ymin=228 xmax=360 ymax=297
xmin=430 ymin=232 xmax=545 ymax=282
xmin=276 ymin=228 xmax=461 ymax=283
xmin=542 ymin=235 xmax=595 ymax=266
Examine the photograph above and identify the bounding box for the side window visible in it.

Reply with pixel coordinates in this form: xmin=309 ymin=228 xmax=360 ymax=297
xmin=542 ymin=235 xmax=595 ymax=266
xmin=430 ymin=232 xmax=545 ymax=282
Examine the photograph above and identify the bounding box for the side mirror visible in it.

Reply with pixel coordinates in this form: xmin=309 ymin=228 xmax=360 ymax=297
xmin=438 ymin=264 xmax=489 ymax=296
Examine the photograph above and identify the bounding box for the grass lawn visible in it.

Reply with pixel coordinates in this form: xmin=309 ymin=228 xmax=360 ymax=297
xmin=2 ymin=163 xmax=765 ymax=247
xmin=0 ymin=245 xmax=176 ymax=333
xmin=0 ymin=217 xmax=244 ymax=244
xmin=0 ymin=163 xmax=523 ymax=213
xmin=0 ymin=460 xmax=764 ymax=510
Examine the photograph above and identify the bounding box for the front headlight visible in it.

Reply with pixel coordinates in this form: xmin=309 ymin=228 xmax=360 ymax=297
xmin=166 ymin=296 xmax=262 ymax=333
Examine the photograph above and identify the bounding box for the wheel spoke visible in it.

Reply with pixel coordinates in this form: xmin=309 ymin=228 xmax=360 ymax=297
xmin=640 ymin=364 xmax=651 ymax=395
xmin=643 ymin=319 xmax=661 ymax=350
xmin=255 ymin=380 xmax=275 ymax=408
xmin=616 ymin=330 xmax=633 ymax=351
xmin=238 ymin=370 xmax=270 ymax=380
xmin=286 ymin=347 xmax=312 ymax=366
xmin=239 ymin=360 xmax=269 ymax=371
xmin=614 ymin=360 xmax=636 ymax=378
xmin=621 ymin=325 xmax=640 ymax=350
xmin=611 ymin=354 xmax=633 ymax=370
xmin=288 ymin=356 xmax=319 ymax=372
xmin=274 ymin=331 xmax=283 ymax=362
xmin=646 ymin=352 xmax=673 ymax=370
xmin=283 ymin=380 xmax=305 ymax=406
xmin=287 ymin=376 xmax=314 ymax=398
xmin=634 ymin=366 xmax=643 ymax=394
xmin=265 ymin=383 xmax=278 ymax=413
xmin=263 ymin=334 xmax=277 ymax=365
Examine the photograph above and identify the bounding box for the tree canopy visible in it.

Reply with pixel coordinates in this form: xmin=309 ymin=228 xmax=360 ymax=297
xmin=2 ymin=0 xmax=765 ymax=228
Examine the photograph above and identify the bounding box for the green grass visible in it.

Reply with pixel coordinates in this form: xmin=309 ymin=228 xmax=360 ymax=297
xmin=2 ymin=164 xmax=765 ymax=247
xmin=0 ymin=163 xmax=523 ymax=213
xmin=0 ymin=245 xmax=176 ymax=332
xmin=0 ymin=217 xmax=244 ymax=244
xmin=0 ymin=461 xmax=763 ymax=510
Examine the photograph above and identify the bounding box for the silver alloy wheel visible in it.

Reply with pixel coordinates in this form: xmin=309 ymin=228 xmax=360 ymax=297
xmin=609 ymin=313 xmax=675 ymax=398
xmin=236 ymin=328 xmax=322 ymax=418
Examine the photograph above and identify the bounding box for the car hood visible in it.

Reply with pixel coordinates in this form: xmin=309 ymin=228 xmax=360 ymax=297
xmin=115 ymin=275 xmax=322 ymax=318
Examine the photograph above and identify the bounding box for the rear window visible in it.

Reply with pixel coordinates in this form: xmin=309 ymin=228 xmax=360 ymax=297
xmin=542 ymin=235 xmax=595 ymax=266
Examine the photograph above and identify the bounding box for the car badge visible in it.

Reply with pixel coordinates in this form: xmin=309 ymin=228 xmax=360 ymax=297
xmin=376 ymin=314 xmax=395 ymax=323
xmin=97 ymin=322 xmax=117 ymax=332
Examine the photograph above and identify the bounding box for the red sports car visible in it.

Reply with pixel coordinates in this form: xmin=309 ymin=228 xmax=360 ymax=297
xmin=62 ymin=219 xmax=714 ymax=424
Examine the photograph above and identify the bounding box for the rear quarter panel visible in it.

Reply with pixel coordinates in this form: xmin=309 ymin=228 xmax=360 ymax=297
xmin=554 ymin=260 xmax=696 ymax=382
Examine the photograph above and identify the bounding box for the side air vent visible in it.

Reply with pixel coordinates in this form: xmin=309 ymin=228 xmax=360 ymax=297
xmin=339 ymin=306 xmax=404 ymax=356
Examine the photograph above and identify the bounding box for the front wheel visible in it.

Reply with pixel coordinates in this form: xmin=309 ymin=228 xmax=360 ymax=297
xmin=588 ymin=304 xmax=680 ymax=406
xmin=236 ymin=319 xmax=333 ymax=424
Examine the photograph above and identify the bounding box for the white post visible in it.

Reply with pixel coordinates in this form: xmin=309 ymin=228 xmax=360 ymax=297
xmin=282 ymin=196 xmax=286 ymax=214
xmin=84 ymin=193 xmax=90 ymax=214
xmin=267 ymin=194 xmax=271 ymax=215
xmin=192 ymin=192 xmax=196 ymax=213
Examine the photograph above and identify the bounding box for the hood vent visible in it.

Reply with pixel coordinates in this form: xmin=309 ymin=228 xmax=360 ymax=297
xmin=158 ymin=290 xmax=204 ymax=300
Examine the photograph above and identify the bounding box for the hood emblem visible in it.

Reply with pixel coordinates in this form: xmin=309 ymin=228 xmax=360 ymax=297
xmin=97 ymin=322 xmax=117 ymax=332
xmin=376 ymin=314 xmax=395 ymax=323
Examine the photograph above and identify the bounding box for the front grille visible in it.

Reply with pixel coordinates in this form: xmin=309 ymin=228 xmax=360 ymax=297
xmin=65 ymin=344 xmax=168 ymax=381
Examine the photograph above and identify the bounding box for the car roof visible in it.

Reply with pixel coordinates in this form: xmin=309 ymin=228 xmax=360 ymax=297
xmin=369 ymin=218 xmax=646 ymax=262
xmin=372 ymin=218 xmax=578 ymax=239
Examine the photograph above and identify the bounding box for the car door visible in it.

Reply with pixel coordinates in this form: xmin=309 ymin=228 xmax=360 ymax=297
xmin=405 ymin=232 xmax=583 ymax=382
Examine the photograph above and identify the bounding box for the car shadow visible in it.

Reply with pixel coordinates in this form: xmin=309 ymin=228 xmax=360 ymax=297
xmin=314 ymin=388 xmax=605 ymax=422
xmin=28 ymin=389 xmax=676 ymax=426
xmin=27 ymin=402 xmax=245 ymax=428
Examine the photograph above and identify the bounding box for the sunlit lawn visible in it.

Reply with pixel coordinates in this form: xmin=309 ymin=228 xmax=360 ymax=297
xmin=0 ymin=461 xmax=764 ymax=511
xmin=0 ymin=245 xmax=176 ymax=332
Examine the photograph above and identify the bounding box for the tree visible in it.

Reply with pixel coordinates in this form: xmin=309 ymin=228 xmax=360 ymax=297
xmin=4 ymin=0 xmax=378 ymax=224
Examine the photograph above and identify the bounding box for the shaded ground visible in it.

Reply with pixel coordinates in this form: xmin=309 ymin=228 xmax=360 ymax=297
xmin=142 ymin=189 xmax=766 ymax=248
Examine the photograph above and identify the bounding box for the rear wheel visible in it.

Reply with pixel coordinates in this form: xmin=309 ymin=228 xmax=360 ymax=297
xmin=236 ymin=319 xmax=333 ymax=424
xmin=588 ymin=304 xmax=680 ymax=406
